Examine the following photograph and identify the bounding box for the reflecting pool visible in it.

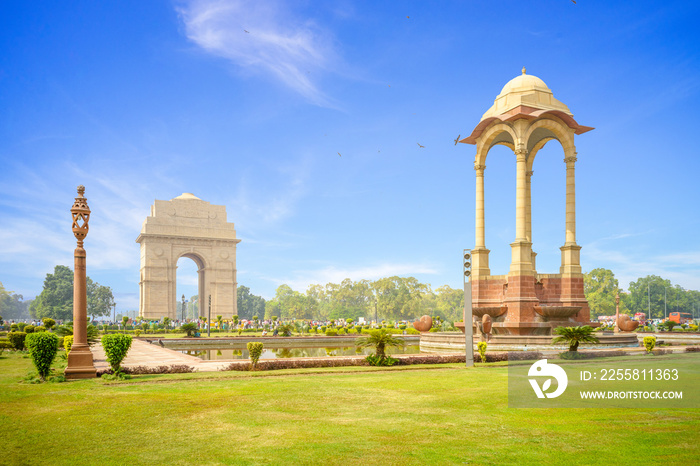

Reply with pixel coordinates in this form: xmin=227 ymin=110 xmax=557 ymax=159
xmin=178 ymin=344 xmax=421 ymax=361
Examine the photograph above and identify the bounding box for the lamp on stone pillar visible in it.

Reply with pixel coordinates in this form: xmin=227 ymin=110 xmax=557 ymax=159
xmin=65 ymin=185 xmax=97 ymax=379
xmin=614 ymin=292 xmax=620 ymax=334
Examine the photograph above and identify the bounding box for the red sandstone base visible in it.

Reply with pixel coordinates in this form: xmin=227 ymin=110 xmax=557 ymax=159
xmin=468 ymin=274 xmax=593 ymax=336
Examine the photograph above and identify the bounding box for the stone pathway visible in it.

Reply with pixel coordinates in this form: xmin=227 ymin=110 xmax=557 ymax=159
xmin=91 ymin=339 xmax=230 ymax=372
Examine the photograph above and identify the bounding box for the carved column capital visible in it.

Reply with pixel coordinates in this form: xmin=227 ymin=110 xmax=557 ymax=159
xmin=515 ymin=149 xmax=528 ymax=162
xmin=526 ymin=170 xmax=534 ymax=178
xmin=474 ymin=163 xmax=486 ymax=173
xmin=564 ymin=154 xmax=578 ymax=164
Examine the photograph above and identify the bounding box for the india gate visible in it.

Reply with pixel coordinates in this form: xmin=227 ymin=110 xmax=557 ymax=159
xmin=136 ymin=193 xmax=240 ymax=320
xmin=459 ymin=68 xmax=594 ymax=335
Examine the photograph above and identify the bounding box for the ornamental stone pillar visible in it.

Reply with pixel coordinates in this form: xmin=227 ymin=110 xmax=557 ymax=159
xmin=526 ymin=170 xmax=537 ymax=271
xmin=509 ymin=149 xmax=533 ymax=276
xmin=472 ymin=163 xmax=490 ymax=277
xmin=560 ymin=154 xmax=582 ymax=276
xmin=65 ymin=185 xmax=97 ymax=379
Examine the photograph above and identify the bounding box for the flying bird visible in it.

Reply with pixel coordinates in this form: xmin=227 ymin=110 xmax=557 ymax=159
xmin=417 ymin=143 xmax=425 ymax=148
xmin=244 ymin=30 xmax=250 ymax=33
xmin=338 ymin=152 xmax=342 ymax=157
xmin=454 ymin=134 xmax=461 ymax=145
xmin=571 ymin=0 xmax=576 ymax=3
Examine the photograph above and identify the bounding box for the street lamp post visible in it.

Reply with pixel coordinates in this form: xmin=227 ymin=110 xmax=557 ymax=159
xmin=208 ymin=295 xmax=211 ymax=337
xmin=464 ymin=249 xmax=473 ymax=368
xmin=65 ymin=185 xmax=97 ymax=379
xmin=181 ymin=294 xmax=186 ymax=321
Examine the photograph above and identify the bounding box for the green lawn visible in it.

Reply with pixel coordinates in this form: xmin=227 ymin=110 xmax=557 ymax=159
xmin=0 ymin=351 xmax=698 ymax=465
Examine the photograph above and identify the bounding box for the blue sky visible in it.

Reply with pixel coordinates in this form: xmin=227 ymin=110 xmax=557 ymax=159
xmin=1 ymin=0 xmax=698 ymax=314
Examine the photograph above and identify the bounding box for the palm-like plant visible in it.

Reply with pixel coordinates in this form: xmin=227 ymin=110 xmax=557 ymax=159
xmin=277 ymin=323 xmax=294 ymax=337
xmin=552 ymin=326 xmax=599 ymax=352
xmin=356 ymin=329 xmax=404 ymax=359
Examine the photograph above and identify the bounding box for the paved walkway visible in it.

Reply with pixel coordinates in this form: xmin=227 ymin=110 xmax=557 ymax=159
xmin=91 ymin=339 xmax=231 ymax=372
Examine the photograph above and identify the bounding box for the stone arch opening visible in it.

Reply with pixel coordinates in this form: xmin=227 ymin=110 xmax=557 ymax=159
xmin=482 ymin=143 xmax=517 ymax=273
xmin=176 ymin=253 xmax=204 ymax=321
xmin=136 ymin=193 xmax=240 ymax=320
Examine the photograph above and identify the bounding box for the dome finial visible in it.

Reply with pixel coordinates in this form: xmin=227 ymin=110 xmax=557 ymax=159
xmin=522 ymin=66 xmax=526 ymax=75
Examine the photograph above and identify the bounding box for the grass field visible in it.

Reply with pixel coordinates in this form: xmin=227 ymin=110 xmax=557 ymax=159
xmin=1 ymin=351 xmax=698 ymax=465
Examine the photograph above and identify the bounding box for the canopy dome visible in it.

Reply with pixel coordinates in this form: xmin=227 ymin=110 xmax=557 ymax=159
xmin=481 ymin=67 xmax=572 ymax=121
xmin=460 ymin=68 xmax=593 ymax=145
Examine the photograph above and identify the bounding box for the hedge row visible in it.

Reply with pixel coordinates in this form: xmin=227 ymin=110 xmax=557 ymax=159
xmin=220 ymin=351 xmax=544 ymax=372
xmin=97 ymin=364 xmax=197 ymax=376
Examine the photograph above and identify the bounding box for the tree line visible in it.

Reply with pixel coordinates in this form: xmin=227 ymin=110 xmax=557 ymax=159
xmin=584 ymin=268 xmax=700 ymax=319
xmin=236 ymin=277 xmax=464 ymax=323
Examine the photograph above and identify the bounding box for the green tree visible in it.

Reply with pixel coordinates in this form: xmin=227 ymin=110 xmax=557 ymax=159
xmin=305 ymin=284 xmax=327 ymax=320
xmin=371 ymin=276 xmax=429 ymax=320
xmin=434 ymin=285 xmax=464 ymax=322
xmin=29 ymin=266 xmax=74 ymax=321
xmin=325 ymin=279 xmax=373 ymax=321
xmin=584 ymin=268 xmax=628 ymax=318
xmin=29 ymin=266 xmax=115 ymax=321
xmin=86 ymin=277 xmax=115 ymax=320
xmin=237 ymin=285 xmax=265 ymax=321
xmin=626 ymin=275 xmax=672 ymax=319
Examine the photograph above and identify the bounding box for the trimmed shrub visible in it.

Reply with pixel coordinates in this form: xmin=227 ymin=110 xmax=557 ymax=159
xmin=24 ymin=325 xmax=35 ymax=334
xmin=325 ymin=330 xmax=338 ymax=336
xmin=42 ymin=318 xmax=56 ymax=330
xmin=17 ymin=322 xmax=27 ymax=331
xmin=101 ymin=334 xmax=133 ymax=373
xmin=643 ymin=336 xmax=656 ymax=353
xmin=25 ymin=332 xmax=60 ymax=380
xmin=685 ymin=346 xmax=700 ymax=352
xmin=8 ymin=331 xmax=27 ymax=350
xmin=63 ymin=335 xmax=74 ymax=353
xmin=247 ymin=342 xmax=264 ymax=370
xmin=0 ymin=338 xmax=13 ymax=349
xmin=477 ymin=341 xmax=488 ymax=363
xmin=34 ymin=326 xmax=46 ymax=333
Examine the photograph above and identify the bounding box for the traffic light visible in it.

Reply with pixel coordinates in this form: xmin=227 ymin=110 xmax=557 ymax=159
xmin=463 ymin=249 xmax=472 ymax=281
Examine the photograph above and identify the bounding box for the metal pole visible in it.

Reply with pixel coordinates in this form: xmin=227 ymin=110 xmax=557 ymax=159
xmin=464 ymin=249 xmax=473 ymax=368
xmin=664 ymin=287 xmax=667 ymax=320
xmin=208 ymin=295 xmax=211 ymax=337
xmin=647 ymin=282 xmax=651 ymax=320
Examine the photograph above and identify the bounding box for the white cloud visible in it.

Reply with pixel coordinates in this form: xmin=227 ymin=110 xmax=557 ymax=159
xmin=177 ymin=0 xmax=339 ymax=106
